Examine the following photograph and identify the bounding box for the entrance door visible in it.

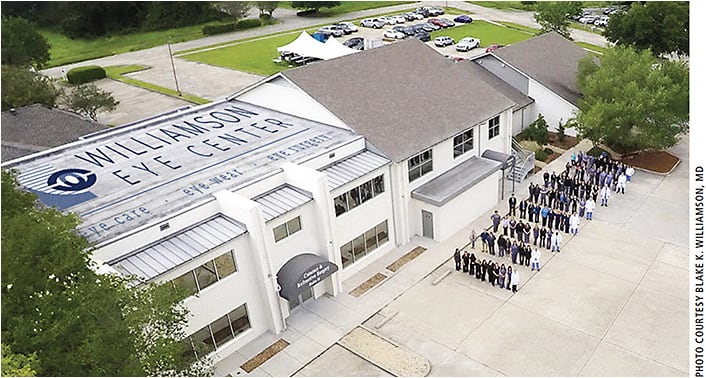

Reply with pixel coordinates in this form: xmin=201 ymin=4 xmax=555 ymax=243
xmin=288 ymin=286 xmax=314 ymax=310
xmin=422 ymin=210 xmax=434 ymax=239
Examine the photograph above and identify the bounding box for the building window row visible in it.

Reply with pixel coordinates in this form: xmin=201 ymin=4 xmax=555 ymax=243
xmin=273 ymin=216 xmax=302 ymax=242
xmin=408 ymin=149 xmax=433 ymax=182
xmin=171 ymin=251 xmax=237 ymax=297
xmin=488 ymin=115 xmax=500 ymax=139
xmin=453 ymin=129 xmax=474 ymax=158
xmin=334 ymin=175 xmax=384 ymax=216
xmin=340 ymin=220 xmax=389 ymax=269
xmin=186 ymin=304 xmax=251 ymax=358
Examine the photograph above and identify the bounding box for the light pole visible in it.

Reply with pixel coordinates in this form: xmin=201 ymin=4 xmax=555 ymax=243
xmin=167 ymin=37 xmax=182 ymax=96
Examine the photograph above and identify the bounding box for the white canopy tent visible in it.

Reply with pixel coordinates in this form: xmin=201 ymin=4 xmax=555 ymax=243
xmin=276 ymin=31 xmax=359 ymax=61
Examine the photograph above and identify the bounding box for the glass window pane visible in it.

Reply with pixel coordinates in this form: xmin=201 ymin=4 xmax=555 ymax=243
xmin=228 ymin=304 xmax=251 ymax=337
xmin=172 ymin=271 xmax=198 ymax=297
xmin=353 ymin=235 xmax=366 ymax=260
xmin=211 ymin=315 xmax=234 ymax=347
xmin=341 ymin=242 xmax=353 ymax=268
xmin=409 ymin=168 xmax=420 ymax=182
xmin=190 ymin=326 xmax=216 ymax=357
xmin=421 ymin=160 xmax=433 ymax=175
xmin=287 ymin=216 xmax=301 ymax=235
xmin=373 ymin=175 xmax=384 ymax=196
xmin=214 ymin=251 xmax=236 ymax=279
xmin=273 ymin=223 xmax=288 ymax=242
xmin=360 ymin=181 xmax=373 ymax=203
xmin=453 ymin=134 xmax=463 ymax=146
xmin=194 ymin=260 xmax=218 ymax=291
xmin=348 ymin=187 xmax=361 ymax=209
xmin=454 ymin=145 xmax=464 ymax=158
xmin=365 ymin=228 xmax=377 ymax=252
xmin=377 ymin=221 xmax=389 ymax=245
xmin=334 ymin=194 xmax=348 ymax=216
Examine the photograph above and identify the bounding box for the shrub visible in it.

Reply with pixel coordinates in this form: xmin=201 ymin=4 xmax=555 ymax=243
xmin=524 ymin=114 xmax=549 ymax=145
xmin=535 ymin=149 xmax=548 ymax=162
xmin=66 ymin=65 xmax=106 ymax=84
xmin=543 ymin=147 xmax=554 ymax=155
xmin=236 ymin=18 xmax=262 ymax=29
xmin=202 ymin=19 xmax=262 ymax=35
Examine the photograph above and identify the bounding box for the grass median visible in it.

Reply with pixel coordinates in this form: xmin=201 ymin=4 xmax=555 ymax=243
xmin=430 ymin=20 xmax=536 ymax=48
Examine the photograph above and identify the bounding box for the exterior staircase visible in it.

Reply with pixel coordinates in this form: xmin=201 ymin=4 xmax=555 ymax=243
xmin=507 ymin=138 xmax=535 ymax=183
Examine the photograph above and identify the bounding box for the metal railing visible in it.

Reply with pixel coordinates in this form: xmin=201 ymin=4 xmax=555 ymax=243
xmin=508 ymin=138 xmax=535 ymax=183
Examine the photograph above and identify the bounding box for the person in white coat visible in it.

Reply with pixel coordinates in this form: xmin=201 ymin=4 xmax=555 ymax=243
xmin=599 ymin=185 xmax=611 ymax=206
xmin=530 ymin=247 xmax=541 ymax=271
xmin=550 ymin=231 xmax=563 ymax=253
xmin=585 ymin=198 xmax=596 ymax=220
xmin=511 ymin=269 xmax=520 ymax=293
xmin=569 ymin=212 xmax=580 ymax=235
xmin=616 ymin=172 xmax=627 ymax=194
xmin=625 ymin=165 xmax=635 ymax=183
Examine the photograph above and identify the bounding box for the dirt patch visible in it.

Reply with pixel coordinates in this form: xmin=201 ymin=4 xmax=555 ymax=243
xmin=544 ymin=152 xmax=562 ymax=164
xmin=547 ymin=132 xmax=579 ymax=150
xmin=619 ymin=150 xmax=680 ymax=174
xmin=349 ymin=273 xmax=387 ymax=298
xmin=386 ymin=246 xmax=427 ymax=272
xmin=240 ymin=339 xmax=289 ymax=373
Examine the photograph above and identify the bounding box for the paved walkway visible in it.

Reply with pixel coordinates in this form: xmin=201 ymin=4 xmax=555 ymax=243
xmin=213 ymin=135 xmax=688 ymax=377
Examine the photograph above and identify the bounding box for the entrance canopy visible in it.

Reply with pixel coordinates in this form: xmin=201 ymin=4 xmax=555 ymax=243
xmin=481 ymin=149 xmax=514 ymax=169
xmin=277 ymin=31 xmax=359 ymax=61
xmin=277 ymin=253 xmax=338 ymax=301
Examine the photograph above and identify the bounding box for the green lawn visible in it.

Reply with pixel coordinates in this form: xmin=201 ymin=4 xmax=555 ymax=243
xmin=430 ymin=20 xmax=536 ymax=47
xmin=576 ymin=41 xmax=607 ymax=55
xmin=467 ymin=2 xmax=537 ymax=11
xmin=497 ymin=21 xmax=540 ymax=35
xmin=281 ymin=1 xmax=413 ymax=15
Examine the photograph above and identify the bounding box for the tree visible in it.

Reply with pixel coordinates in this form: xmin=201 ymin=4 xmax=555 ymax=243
xmin=1 ymin=17 xmax=51 ymax=68
xmin=603 ymin=2 xmax=689 ymax=57
xmin=1 ymin=66 xmax=62 ymax=111
xmin=533 ymin=2 xmax=580 ymax=39
xmin=576 ymin=46 xmax=689 ymax=153
xmin=63 ymin=83 xmax=119 ymax=121
xmin=256 ymin=1 xmax=279 ymax=17
xmin=1 ymin=170 xmax=213 ymax=376
xmin=291 ymin=1 xmax=341 ymax=13
xmin=2 ymin=344 xmax=39 ymax=376
xmin=216 ymin=1 xmax=252 ymax=20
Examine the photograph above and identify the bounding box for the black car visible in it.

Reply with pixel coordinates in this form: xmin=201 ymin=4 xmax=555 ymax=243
xmin=415 ymin=31 xmax=431 ymax=42
xmin=343 ymin=37 xmax=364 ymax=50
xmin=414 ymin=8 xmax=431 ymax=17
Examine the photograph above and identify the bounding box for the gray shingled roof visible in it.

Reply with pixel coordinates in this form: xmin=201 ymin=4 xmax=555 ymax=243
xmin=467 ymin=62 xmax=534 ymax=111
xmin=1 ymin=104 xmax=108 ymax=162
xmin=282 ymin=39 xmax=515 ymax=163
xmin=492 ymin=32 xmax=589 ymax=106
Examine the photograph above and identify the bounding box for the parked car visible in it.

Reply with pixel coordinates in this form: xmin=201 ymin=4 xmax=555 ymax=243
xmin=336 ymin=21 xmax=359 ymax=32
xmin=455 ymin=37 xmax=480 ymax=52
xmin=331 ymin=24 xmax=353 ymax=34
xmin=438 ymin=18 xmax=455 ymax=27
xmin=578 ymin=15 xmax=598 ymax=24
xmin=390 ymin=15 xmax=406 ymax=24
xmin=485 ymin=44 xmax=504 ymax=52
xmin=428 ymin=18 xmax=446 ymax=27
xmin=318 ymin=26 xmax=343 ymax=37
xmin=454 ymin=14 xmax=473 ymax=23
xmin=434 ymin=36 xmax=454 ymax=47
xmin=343 ymin=37 xmax=364 ymax=50
xmin=384 ymin=29 xmax=406 ymax=39
xmin=414 ymin=7 xmax=431 ymax=17
xmin=415 ymin=31 xmax=431 ymax=42
xmin=594 ymin=15 xmax=609 ymax=27
xmin=423 ymin=22 xmax=440 ymax=31
xmin=428 ymin=7 xmax=444 ymax=16
xmin=360 ymin=18 xmax=385 ymax=28
xmin=393 ymin=25 xmax=416 ymax=36
xmin=376 ymin=16 xmax=395 ymax=25
xmin=404 ymin=12 xmax=424 ymax=21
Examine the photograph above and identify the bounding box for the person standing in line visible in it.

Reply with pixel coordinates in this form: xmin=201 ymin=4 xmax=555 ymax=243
xmin=470 ymin=229 xmax=477 ymax=249
xmin=540 ymin=227 xmax=547 ymax=248
xmin=515 ymin=220 xmax=524 ymax=243
xmin=511 ymin=241 xmax=519 ymax=264
xmin=462 ymin=251 xmax=470 ymax=272
xmin=524 ymin=222 xmax=531 ymax=244
xmin=546 ymin=207 xmax=554 ymax=229
xmin=498 ymin=235 xmax=506 ymax=259
xmin=481 ymin=260 xmax=488 ymax=282
xmin=507 ymin=266 xmax=514 ymax=291
xmin=475 ymin=259 xmax=483 ymax=280
xmin=508 ymin=193 xmax=517 ymax=217
xmin=531 ymin=246 xmax=541 ymax=271
xmin=569 ymin=212 xmax=580 ymax=236
xmin=454 ymin=248 xmax=461 ymax=271
xmin=578 ymin=197 xmax=586 ymax=218
xmin=488 ymin=262 xmax=497 ymax=287
xmin=533 ymin=203 xmax=541 ymax=223
xmin=499 ymin=264 xmax=507 ymax=289
xmin=551 ymin=231 xmax=563 ymax=253
xmin=519 ymin=198 xmax=528 ymax=219
xmin=626 ymin=165 xmax=635 ymax=183
xmin=600 ymin=185 xmax=611 ymax=207
xmin=546 ymin=228 xmax=553 ymax=250
xmin=509 ymin=217 xmax=517 ymax=239
xmin=563 ymin=211 xmax=571 ymax=234
xmin=553 ymin=209 xmax=561 ymax=230
xmin=487 ymin=232 xmax=496 ymax=256
xmin=511 ymin=269 xmax=520 ymax=293
xmin=540 ymin=185 xmax=548 ymax=206
xmin=469 ymin=253 xmax=476 ymax=276
xmin=524 ymin=244 xmax=531 ymax=267
xmin=585 ymin=197 xmax=596 ymax=220
xmin=570 ymin=195 xmax=578 ymax=214
xmin=518 ymin=241 xmax=527 ymax=266
xmin=617 ymin=172 xmax=627 ymax=194
xmin=533 ymin=224 xmax=540 ymax=246
xmin=480 ymin=230 xmax=489 ymax=252
xmin=502 ymin=216 xmax=510 ymax=236
xmin=491 ymin=210 xmax=501 ymax=233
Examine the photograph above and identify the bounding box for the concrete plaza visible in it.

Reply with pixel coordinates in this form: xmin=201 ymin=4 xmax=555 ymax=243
xmin=215 ymin=136 xmax=689 ymax=377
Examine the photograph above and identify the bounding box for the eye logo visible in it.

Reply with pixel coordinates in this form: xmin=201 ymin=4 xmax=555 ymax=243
xmin=47 ymin=168 xmax=97 ymax=193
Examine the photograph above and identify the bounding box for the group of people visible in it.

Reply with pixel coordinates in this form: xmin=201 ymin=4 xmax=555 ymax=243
xmin=453 ymin=150 xmax=636 ymax=293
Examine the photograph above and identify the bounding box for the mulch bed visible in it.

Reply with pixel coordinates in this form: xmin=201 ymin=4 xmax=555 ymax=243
xmin=619 ymin=150 xmax=680 ymax=174
xmin=240 ymin=339 xmax=289 ymax=373
xmin=386 ymin=246 xmax=426 ymax=272
xmin=547 ymin=132 xmax=579 ymax=150
xmin=349 ymin=273 xmax=387 ymax=298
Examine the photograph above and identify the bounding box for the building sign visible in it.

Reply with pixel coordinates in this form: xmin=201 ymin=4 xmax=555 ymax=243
xmin=5 ymin=100 xmax=355 ymax=243
xmin=277 ymin=253 xmax=339 ymax=301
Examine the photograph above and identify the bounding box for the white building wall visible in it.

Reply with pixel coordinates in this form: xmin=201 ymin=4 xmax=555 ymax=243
xmin=527 ymin=79 xmax=579 ymax=136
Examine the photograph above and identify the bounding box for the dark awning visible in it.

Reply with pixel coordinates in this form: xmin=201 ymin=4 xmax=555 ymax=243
xmin=411 ymin=156 xmax=501 ymax=207
xmin=481 ymin=149 xmax=514 ymax=169
xmin=277 ymin=253 xmax=338 ymax=301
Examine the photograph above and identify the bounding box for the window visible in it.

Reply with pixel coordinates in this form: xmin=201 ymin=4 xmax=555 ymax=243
xmin=273 ymin=216 xmax=302 ymax=242
xmin=334 ymin=175 xmax=385 ymax=217
xmin=408 ymin=149 xmax=433 ymax=182
xmin=339 ymin=220 xmax=389 ymax=268
xmin=186 ymin=304 xmax=251 ymax=358
xmin=453 ymin=129 xmax=474 ymax=157
xmin=171 ymin=251 xmax=237 ymax=297
xmin=488 ymin=115 xmax=500 ymax=139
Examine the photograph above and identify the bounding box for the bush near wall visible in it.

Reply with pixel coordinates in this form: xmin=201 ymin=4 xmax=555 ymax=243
xmin=202 ymin=19 xmax=262 ymax=35
xmin=66 ymin=65 xmax=106 ymax=84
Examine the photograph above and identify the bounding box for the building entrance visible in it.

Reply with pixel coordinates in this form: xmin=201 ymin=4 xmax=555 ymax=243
xmin=288 ymin=286 xmax=313 ymax=310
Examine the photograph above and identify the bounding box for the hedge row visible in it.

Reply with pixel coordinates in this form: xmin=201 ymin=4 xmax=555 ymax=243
xmin=66 ymin=65 xmax=106 ymax=84
xmin=202 ymin=19 xmax=262 ymax=36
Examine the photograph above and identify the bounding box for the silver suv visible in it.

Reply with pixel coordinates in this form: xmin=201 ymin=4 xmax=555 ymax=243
xmin=434 ymin=36 xmax=454 ymax=47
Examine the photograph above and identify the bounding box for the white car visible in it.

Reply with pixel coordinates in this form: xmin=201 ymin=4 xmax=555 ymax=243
xmin=383 ymin=30 xmax=406 ymax=39
xmin=360 ymin=18 xmax=385 ymax=28
xmin=390 ymin=15 xmax=406 ymax=24
xmin=337 ymin=21 xmax=359 ymax=32
xmin=434 ymin=36 xmax=454 ymax=47
xmin=376 ymin=16 xmax=395 ymax=25
xmin=455 ymin=37 xmax=480 ymax=52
